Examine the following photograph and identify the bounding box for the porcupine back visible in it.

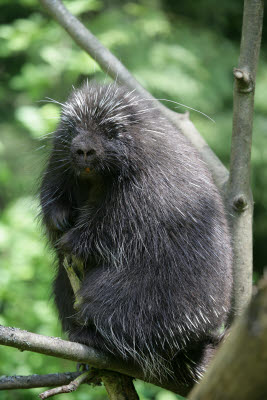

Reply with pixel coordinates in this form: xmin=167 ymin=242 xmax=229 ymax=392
xmin=40 ymin=82 xmax=233 ymax=385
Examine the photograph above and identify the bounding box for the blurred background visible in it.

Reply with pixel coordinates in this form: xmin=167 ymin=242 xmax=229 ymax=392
xmin=0 ymin=0 xmax=266 ymax=399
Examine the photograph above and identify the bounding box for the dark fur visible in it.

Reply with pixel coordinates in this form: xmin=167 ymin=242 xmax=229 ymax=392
xmin=40 ymin=82 xmax=232 ymax=386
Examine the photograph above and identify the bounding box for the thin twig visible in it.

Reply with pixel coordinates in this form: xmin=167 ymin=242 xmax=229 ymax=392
xmin=39 ymin=371 xmax=91 ymax=399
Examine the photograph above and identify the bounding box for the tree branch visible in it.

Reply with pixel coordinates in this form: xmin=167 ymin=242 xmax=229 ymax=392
xmin=188 ymin=280 xmax=267 ymax=400
xmin=39 ymin=0 xmax=152 ymax=100
xmin=0 ymin=325 xmax=189 ymax=396
xmin=0 ymin=325 xmax=111 ymax=367
xmin=226 ymin=0 xmax=264 ymax=316
xmin=39 ymin=0 xmax=228 ymax=189
xmin=0 ymin=372 xmax=82 ymax=390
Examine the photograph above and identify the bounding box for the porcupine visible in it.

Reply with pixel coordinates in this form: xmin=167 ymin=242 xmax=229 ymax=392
xmin=40 ymin=81 xmax=232 ymax=387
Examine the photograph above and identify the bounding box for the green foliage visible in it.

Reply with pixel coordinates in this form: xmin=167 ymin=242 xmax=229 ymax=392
xmin=0 ymin=0 xmax=266 ymax=398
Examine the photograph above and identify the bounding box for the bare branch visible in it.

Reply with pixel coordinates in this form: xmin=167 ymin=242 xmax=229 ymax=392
xmin=39 ymin=0 xmax=156 ymax=100
xmin=188 ymin=280 xmax=267 ymax=400
xmin=0 ymin=325 xmax=111 ymax=367
xmin=226 ymin=0 xmax=264 ymax=316
xmin=0 ymin=372 xmax=82 ymax=390
xmin=39 ymin=0 xmax=228 ymax=189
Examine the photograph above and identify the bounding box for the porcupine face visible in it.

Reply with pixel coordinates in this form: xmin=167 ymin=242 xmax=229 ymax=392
xmin=54 ymin=82 xmax=143 ymax=179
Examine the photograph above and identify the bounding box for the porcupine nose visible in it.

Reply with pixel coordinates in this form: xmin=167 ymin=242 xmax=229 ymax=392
xmin=71 ymin=134 xmax=98 ymax=167
xmin=76 ymin=146 xmax=96 ymax=160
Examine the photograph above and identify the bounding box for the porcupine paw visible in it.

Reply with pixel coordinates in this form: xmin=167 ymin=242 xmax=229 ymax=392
xmin=49 ymin=206 xmax=71 ymax=233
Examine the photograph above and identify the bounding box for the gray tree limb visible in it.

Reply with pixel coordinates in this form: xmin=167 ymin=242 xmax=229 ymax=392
xmin=39 ymin=0 xmax=228 ymax=189
xmin=226 ymin=0 xmax=264 ymax=316
xmin=0 ymin=372 xmax=82 ymax=390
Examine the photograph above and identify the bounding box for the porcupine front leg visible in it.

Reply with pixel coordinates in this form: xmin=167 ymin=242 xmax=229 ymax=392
xmin=40 ymin=170 xmax=74 ymax=243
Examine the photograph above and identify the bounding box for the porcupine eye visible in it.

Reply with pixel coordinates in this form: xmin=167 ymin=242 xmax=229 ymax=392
xmin=108 ymin=132 xmax=115 ymax=140
xmin=106 ymin=126 xmax=118 ymax=140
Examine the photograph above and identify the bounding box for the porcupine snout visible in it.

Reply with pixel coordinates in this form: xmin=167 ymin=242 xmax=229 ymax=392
xmin=71 ymin=132 xmax=102 ymax=170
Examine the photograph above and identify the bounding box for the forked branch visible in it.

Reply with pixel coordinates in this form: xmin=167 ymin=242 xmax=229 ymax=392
xmin=39 ymin=371 xmax=91 ymax=399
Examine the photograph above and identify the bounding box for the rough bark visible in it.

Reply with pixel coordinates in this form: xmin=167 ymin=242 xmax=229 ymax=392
xmin=188 ymin=281 xmax=267 ymax=400
xmin=226 ymin=0 xmax=264 ymax=316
